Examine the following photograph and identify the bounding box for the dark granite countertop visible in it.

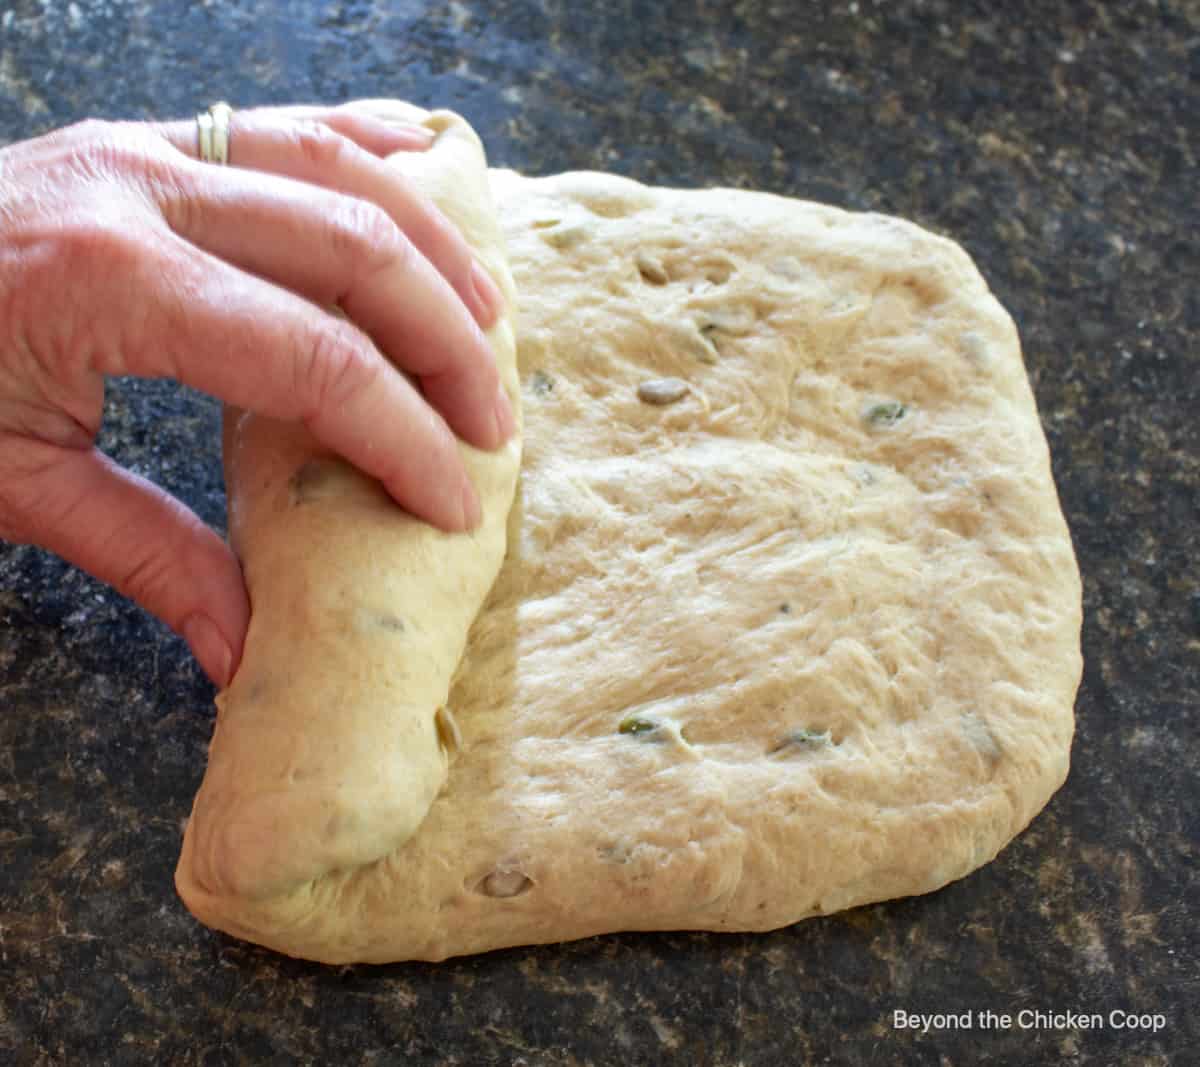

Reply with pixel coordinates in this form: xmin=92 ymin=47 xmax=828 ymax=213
xmin=0 ymin=1 xmax=1195 ymax=1064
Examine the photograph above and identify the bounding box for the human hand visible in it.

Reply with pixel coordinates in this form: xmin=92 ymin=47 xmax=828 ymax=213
xmin=0 ymin=103 xmax=514 ymax=687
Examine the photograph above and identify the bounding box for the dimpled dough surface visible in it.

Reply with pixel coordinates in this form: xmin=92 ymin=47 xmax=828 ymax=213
xmin=183 ymin=157 xmax=1082 ymax=963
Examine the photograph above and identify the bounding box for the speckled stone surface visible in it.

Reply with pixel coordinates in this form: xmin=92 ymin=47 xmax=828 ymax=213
xmin=0 ymin=1 xmax=1195 ymax=1064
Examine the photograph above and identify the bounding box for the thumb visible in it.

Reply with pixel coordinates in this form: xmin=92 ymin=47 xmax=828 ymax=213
xmin=16 ymin=445 xmax=248 ymax=687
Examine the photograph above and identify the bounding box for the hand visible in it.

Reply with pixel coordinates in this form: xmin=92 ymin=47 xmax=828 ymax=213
xmin=0 ymin=103 xmax=514 ymax=687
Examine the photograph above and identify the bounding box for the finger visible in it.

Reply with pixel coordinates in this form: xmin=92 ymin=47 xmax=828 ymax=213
xmin=112 ymin=232 xmax=482 ymax=533
xmin=156 ymin=103 xmax=438 ymax=159
xmin=147 ymin=161 xmax=512 ymax=452
xmin=268 ymin=103 xmax=439 ymax=157
xmin=12 ymin=442 xmax=249 ymax=687
xmin=154 ymin=109 xmax=504 ymax=329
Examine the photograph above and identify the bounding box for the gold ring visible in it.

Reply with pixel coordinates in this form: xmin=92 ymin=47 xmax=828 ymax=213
xmin=196 ymin=101 xmax=233 ymax=164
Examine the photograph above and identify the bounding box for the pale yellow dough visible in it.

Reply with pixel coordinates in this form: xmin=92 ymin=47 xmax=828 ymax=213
xmin=177 ymin=104 xmax=1082 ymax=964
xmin=175 ymin=103 xmax=521 ymax=907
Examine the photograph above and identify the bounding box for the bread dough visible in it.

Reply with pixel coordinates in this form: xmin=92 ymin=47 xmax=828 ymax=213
xmin=175 ymin=103 xmax=521 ymax=904
xmin=177 ymin=108 xmax=1082 ymax=963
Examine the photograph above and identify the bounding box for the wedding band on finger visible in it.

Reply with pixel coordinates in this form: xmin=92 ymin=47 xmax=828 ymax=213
xmin=196 ymin=101 xmax=233 ymax=164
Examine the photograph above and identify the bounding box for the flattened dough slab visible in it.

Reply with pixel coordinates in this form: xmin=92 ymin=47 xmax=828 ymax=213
xmin=177 ymin=110 xmax=1082 ymax=963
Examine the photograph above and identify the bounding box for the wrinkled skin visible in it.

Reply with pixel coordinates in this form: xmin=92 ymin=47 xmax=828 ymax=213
xmin=0 ymin=103 xmax=515 ymax=685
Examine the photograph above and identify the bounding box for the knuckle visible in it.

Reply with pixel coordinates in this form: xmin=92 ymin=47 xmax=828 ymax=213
xmin=57 ymin=117 xmax=113 ymax=146
xmin=48 ymin=217 xmax=145 ymax=301
xmin=68 ymin=122 xmax=165 ymax=181
xmin=29 ymin=217 xmax=165 ymax=380
xmin=291 ymin=120 xmax=350 ymax=172
xmin=297 ymin=322 xmax=380 ymax=418
xmin=12 ymin=216 xmax=131 ymax=325
xmin=326 ymin=196 xmax=410 ymax=279
xmin=42 ymin=122 xmax=185 ymax=227
xmin=115 ymin=543 xmax=178 ymax=612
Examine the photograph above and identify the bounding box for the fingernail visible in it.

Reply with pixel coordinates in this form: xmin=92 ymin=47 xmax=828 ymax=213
xmin=492 ymin=384 xmax=516 ymax=445
xmin=183 ymin=613 xmax=233 ymax=689
xmin=399 ymin=124 xmax=437 ymax=148
xmin=469 ymin=260 xmax=504 ymax=327
xmin=461 ymin=478 xmax=482 ymax=531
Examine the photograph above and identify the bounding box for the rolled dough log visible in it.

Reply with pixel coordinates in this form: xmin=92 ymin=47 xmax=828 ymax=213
xmin=175 ymin=103 xmax=521 ymax=907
